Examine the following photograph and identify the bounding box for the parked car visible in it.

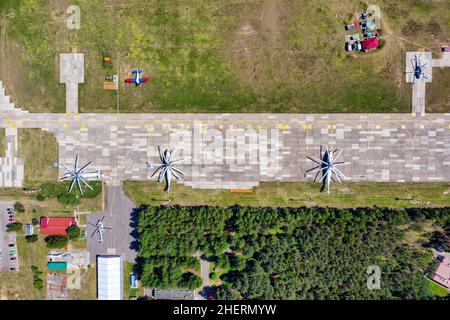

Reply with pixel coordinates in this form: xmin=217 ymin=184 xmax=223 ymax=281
xmin=354 ymin=41 xmax=363 ymax=51
xmin=8 ymin=215 xmax=14 ymax=219
xmin=10 ymin=256 xmax=17 ymax=261
xmin=8 ymin=243 xmax=14 ymax=247
xmin=8 ymin=218 xmax=15 ymax=222
xmin=344 ymin=22 xmax=358 ymax=31
xmin=7 ymin=207 xmax=14 ymax=212
xmin=10 ymin=267 xmax=16 ymax=271
xmin=344 ymin=42 xmax=354 ymax=52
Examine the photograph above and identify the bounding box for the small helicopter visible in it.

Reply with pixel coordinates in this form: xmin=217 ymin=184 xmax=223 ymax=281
xmin=406 ymin=54 xmax=428 ymax=82
xmin=88 ymin=216 xmax=111 ymax=244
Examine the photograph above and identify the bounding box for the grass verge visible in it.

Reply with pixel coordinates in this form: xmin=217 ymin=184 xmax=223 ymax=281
xmin=124 ymin=181 xmax=450 ymax=209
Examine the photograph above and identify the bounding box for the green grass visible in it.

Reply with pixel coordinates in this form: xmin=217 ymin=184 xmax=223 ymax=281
xmin=123 ymin=262 xmax=143 ymax=299
xmin=68 ymin=267 xmax=97 ymax=300
xmin=124 ymin=181 xmax=450 ymax=208
xmin=0 ymin=231 xmax=48 ymax=299
xmin=0 ymin=0 xmax=448 ymax=113
xmin=427 ymin=279 xmax=449 ymax=298
xmin=17 ymin=129 xmax=59 ymax=187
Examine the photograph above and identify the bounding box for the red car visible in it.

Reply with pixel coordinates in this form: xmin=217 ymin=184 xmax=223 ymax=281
xmin=10 ymin=256 xmax=17 ymax=260
xmin=8 ymin=218 xmax=15 ymax=222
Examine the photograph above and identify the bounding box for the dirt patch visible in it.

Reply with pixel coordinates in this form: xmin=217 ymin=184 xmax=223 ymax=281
xmin=228 ymin=0 xmax=292 ymax=91
xmin=50 ymin=0 xmax=71 ymax=14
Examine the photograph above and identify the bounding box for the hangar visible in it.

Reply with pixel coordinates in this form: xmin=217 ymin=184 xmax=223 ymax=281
xmin=96 ymin=255 xmax=123 ymax=300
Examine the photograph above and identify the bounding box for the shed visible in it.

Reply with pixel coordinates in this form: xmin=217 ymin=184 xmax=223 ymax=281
xmin=26 ymin=224 xmax=34 ymax=236
xmin=48 ymin=261 xmax=68 ymax=271
xmin=130 ymin=273 xmax=138 ymax=289
xmin=97 ymin=255 xmax=123 ymax=300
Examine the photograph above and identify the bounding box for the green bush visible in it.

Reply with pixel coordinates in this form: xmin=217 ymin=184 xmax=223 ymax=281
xmin=31 ymin=217 xmax=39 ymax=225
xmin=14 ymin=202 xmax=25 ymax=213
xmin=26 ymin=234 xmax=38 ymax=243
xmin=36 ymin=194 xmax=45 ymax=201
xmin=66 ymin=225 xmax=80 ymax=241
xmin=209 ymin=272 xmax=218 ymax=281
xmin=31 ymin=266 xmax=44 ymax=290
xmin=7 ymin=222 xmax=23 ymax=232
xmin=44 ymin=235 xmax=69 ymax=248
xmin=58 ymin=193 xmax=81 ymax=206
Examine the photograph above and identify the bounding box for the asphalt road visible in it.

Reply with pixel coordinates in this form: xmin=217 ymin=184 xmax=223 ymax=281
xmin=87 ymin=185 xmax=138 ymax=263
xmin=0 ymin=201 xmax=17 ymax=272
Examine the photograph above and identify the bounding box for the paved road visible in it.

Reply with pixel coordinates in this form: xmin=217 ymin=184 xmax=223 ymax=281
xmin=0 ymin=201 xmax=17 ymax=272
xmin=200 ymin=258 xmax=211 ymax=288
xmin=87 ymin=184 xmax=137 ymax=263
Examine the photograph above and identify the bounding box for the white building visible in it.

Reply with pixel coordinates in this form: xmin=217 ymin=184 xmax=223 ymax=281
xmin=96 ymin=255 xmax=123 ymax=300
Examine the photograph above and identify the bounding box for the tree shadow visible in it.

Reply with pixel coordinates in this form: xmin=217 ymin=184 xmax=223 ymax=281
xmin=129 ymin=204 xmax=148 ymax=261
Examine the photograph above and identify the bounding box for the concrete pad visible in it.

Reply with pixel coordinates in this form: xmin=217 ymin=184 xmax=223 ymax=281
xmin=406 ymin=51 xmax=432 ymax=83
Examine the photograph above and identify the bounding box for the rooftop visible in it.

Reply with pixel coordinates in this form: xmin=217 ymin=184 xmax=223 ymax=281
xmin=40 ymin=217 xmax=77 ymax=236
xmin=432 ymin=257 xmax=450 ymax=289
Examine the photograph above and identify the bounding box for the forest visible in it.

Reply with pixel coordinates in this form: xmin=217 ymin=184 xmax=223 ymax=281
xmin=136 ymin=206 xmax=450 ymax=299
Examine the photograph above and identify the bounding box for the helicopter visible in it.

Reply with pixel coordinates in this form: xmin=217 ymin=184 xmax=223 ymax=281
xmin=406 ymin=54 xmax=428 ymax=82
xmin=88 ymin=216 xmax=111 ymax=244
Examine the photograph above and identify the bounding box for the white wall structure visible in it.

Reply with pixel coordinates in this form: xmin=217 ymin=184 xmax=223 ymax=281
xmin=96 ymin=255 xmax=123 ymax=300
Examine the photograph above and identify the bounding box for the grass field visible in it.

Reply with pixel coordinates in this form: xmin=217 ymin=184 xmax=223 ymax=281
xmin=124 ymin=262 xmax=144 ymax=299
xmin=0 ymin=235 xmax=48 ymax=300
xmin=0 ymin=0 xmax=448 ymax=113
xmin=427 ymin=279 xmax=450 ymax=298
xmin=124 ymin=181 xmax=450 ymax=208
xmin=17 ymin=129 xmax=59 ymax=187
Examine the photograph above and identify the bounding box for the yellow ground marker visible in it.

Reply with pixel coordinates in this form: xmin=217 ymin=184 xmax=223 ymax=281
xmin=229 ymin=124 xmax=234 ymax=129
xmin=74 ymin=113 xmax=79 ymax=117
xmin=63 ymin=124 xmax=68 ymax=129
xmin=80 ymin=124 xmax=85 ymax=129
xmin=401 ymin=125 xmax=406 ymax=129
xmin=420 ymin=124 xmax=424 ymax=129
xmin=357 ymin=124 xmax=362 ymax=129
xmin=11 ymin=124 xmax=16 ymax=128
xmin=246 ymin=124 xmax=253 ymax=129
xmin=66 ymin=113 xmax=71 ymax=117
xmin=6 ymin=120 xmax=10 ymax=124
xmin=308 ymin=124 xmax=312 ymax=129
xmin=219 ymin=125 xmax=223 ymax=129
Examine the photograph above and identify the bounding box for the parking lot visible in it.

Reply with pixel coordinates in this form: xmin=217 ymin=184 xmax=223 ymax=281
xmin=0 ymin=201 xmax=19 ymax=272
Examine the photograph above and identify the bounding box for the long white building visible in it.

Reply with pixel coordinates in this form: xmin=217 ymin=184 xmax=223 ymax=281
xmin=96 ymin=255 xmax=123 ymax=300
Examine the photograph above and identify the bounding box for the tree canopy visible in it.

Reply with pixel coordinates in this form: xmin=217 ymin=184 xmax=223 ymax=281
xmin=137 ymin=205 xmax=450 ymax=299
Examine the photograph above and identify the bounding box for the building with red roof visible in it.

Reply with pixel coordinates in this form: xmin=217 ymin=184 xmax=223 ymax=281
xmin=432 ymin=256 xmax=450 ymax=289
xmin=40 ymin=217 xmax=77 ymax=236
xmin=362 ymin=36 xmax=379 ymax=52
